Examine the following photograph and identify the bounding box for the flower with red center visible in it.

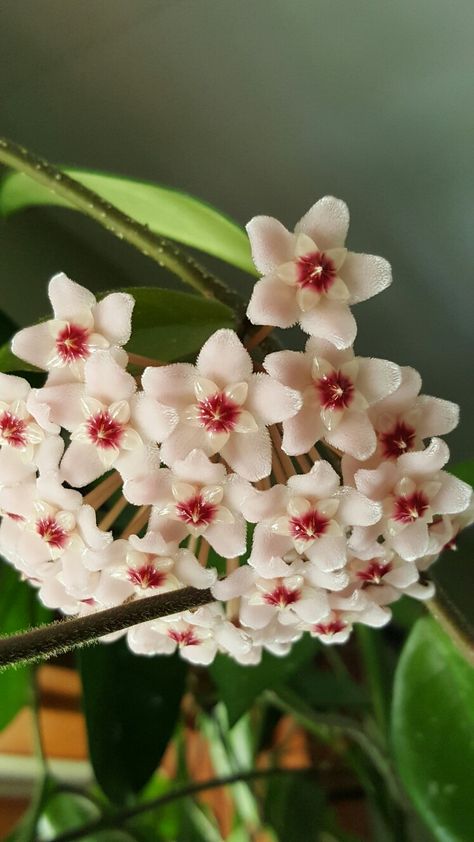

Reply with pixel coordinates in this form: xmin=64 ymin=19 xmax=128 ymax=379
xmin=313 ymin=618 xmax=347 ymax=636
xmin=128 ymin=563 xmax=167 ymax=590
xmin=316 ymin=370 xmax=354 ymax=412
xmin=263 ymin=584 xmax=301 ymax=607
xmin=393 ymin=490 xmax=430 ymax=524
xmin=288 ymin=508 xmax=330 ymax=543
xmin=357 ymin=559 xmax=392 ymax=584
xmin=55 ymin=323 xmax=90 ymax=364
xmin=36 ymin=515 xmax=69 ymax=550
xmin=175 ymin=493 xmax=218 ymax=528
xmin=86 ymin=410 xmax=124 ymax=450
xmin=379 ymin=420 xmax=416 ymax=460
xmin=197 ymin=392 xmax=241 ymax=434
xmin=0 ymin=411 xmax=28 ymax=448
xmin=296 ymin=250 xmax=337 ymax=294
xmin=168 ymin=627 xmax=200 ymax=647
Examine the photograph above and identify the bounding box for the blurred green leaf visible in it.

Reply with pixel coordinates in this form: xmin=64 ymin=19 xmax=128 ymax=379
xmin=37 ymin=791 xmax=137 ymax=841
xmin=289 ymin=665 xmax=368 ymax=710
xmin=210 ymin=635 xmax=318 ymax=726
xmin=392 ymin=616 xmax=474 ymax=841
xmin=78 ymin=640 xmax=187 ymax=804
xmin=0 ymin=559 xmax=52 ymax=732
xmin=0 ymin=168 xmax=255 ymax=275
xmin=449 ymin=459 xmax=474 ymax=486
xmin=264 ymin=772 xmax=325 ymax=842
xmin=0 ymin=285 xmax=236 ymax=373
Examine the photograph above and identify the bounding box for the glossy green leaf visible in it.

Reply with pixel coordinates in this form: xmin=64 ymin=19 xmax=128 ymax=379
xmin=0 ymin=559 xmax=52 ymax=731
xmin=392 ymin=616 xmax=474 ymax=841
xmin=37 ymin=791 xmax=138 ymax=842
xmin=78 ymin=640 xmax=187 ymax=804
xmin=0 ymin=168 xmax=256 ymax=274
xmin=210 ymin=635 xmax=318 ymax=726
xmin=450 ymin=459 xmax=474 ymax=486
xmin=0 ymin=285 xmax=236 ymax=373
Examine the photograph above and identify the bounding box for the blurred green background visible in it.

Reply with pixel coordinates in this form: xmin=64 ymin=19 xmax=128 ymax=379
xmin=0 ymin=0 xmax=472 ymax=462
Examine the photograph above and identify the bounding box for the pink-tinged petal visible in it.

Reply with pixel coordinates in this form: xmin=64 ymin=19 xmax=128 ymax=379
xmin=94 ymin=573 xmax=135 ymax=607
xmin=196 ymin=329 xmax=252 ymax=387
xmin=391 ymin=520 xmax=429 ymax=561
xmin=384 ymin=563 xmax=419 ymax=589
xmin=404 ymin=580 xmax=436 ymax=601
xmin=49 ymin=272 xmax=96 ymax=318
xmin=341 ymin=252 xmax=392 ymax=304
xmin=160 ymin=423 xmax=212 ymax=467
xmin=35 ymin=435 xmax=66 ymax=476
xmin=141 ymin=363 xmax=196 ymax=407
xmin=84 ymin=352 xmax=136 ymax=404
xmin=92 ymin=292 xmax=134 ymax=346
xmin=0 ymin=447 xmax=36 ymax=485
xmin=124 ymin=469 xmax=171 ymax=506
xmin=223 ymin=474 xmax=253 ymax=513
xmin=220 ymin=427 xmax=272 ymax=482
xmin=129 ymin=530 xmax=173 ymax=556
xmin=0 ymin=373 xmax=29 ymax=402
xmin=76 ymin=504 xmax=112 ymax=550
xmin=336 ymin=488 xmax=382 ymax=526
xmin=306 ymin=535 xmax=347 ymax=570
xmin=288 ymin=460 xmax=340 ymax=499
xmin=25 ymin=392 xmax=60 ymax=435
xmin=296 ymin=591 xmax=330 ymax=623
xmin=11 ymin=323 xmax=55 ymax=370
xmin=246 ymin=215 xmax=295 ymax=274
xmin=33 ymin=384 xmax=84 ymax=430
xmin=241 ymin=486 xmax=288 ymax=522
xmin=17 ymin=530 xmax=52 ymax=565
xmin=0 ymin=482 xmax=36 ymax=517
xmin=431 ymin=473 xmax=472 ymax=515
xmin=356 ymin=359 xmax=401 ymax=405
xmin=305 ymin=336 xmax=351 ymax=364
xmin=299 ymin=299 xmax=356 ymax=349
xmin=374 ymin=366 xmax=422 ymax=413
xmin=324 ymin=411 xmax=376 ymax=461
xmin=263 ymin=350 xmax=312 ymax=392
xmin=206 ymin=516 xmax=247 ymax=557
xmin=131 ymin=394 xmax=178 ymax=443
xmin=181 ymin=640 xmax=217 ymax=666
xmin=356 ymin=602 xmax=392 ymax=627
xmin=416 ymin=396 xmax=459 ymax=438
xmin=174 ymin=549 xmax=217 ymax=589
xmin=173 ymin=449 xmax=226 ymax=486
xmin=282 ymin=404 xmax=325 ymax=456
xmin=115 ymin=443 xmax=160 ymax=482
xmin=354 ymin=462 xmax=398 ymax=500
xmin=246 ymin=373 xmax=302 ymax=426
xmin=247 ymin=276 xmax=300 ymax=328
xmin=398 ymin=437 xmax=449 ymax=478
xmin=39 ymin=578 xmax=79 ymax=614
xmin=127 ymin=624 xmax=176 ymax=656
xmin=248 ymin=523 xmax=292 ymax=565
xmin=240 ymin=600 xmax=275 ymax=630
xmin=294 ymin=196 xmax=349 ymax=250
xmin=61 ymin=441 xmax=106 ymax=487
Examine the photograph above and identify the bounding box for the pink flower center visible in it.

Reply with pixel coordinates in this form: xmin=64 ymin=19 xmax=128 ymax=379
xmin=379 ymin=421 xmax=416 ymax=460
xmin=6 ymin=512 xmax=25 ymax=522
xmin=289 ymin=508 xmax=329 ymax=543
xmin=316 ymin=371 xmax=354 ymax=411
xmin=296 ymin=250 xmax=337 ymax=293
xmin=168 ymin=628 xmax=200 ymax=646
xmin=357 ymin=559 xmax=392 ymax=584
xmin=86 ymin=411 xmax=124 ymax=449
xmin=197 ymin=392 xmax=241 ymax=434
xmin=263 ymin=584 xmax=301 ymax=607
xmin=36 ymin=516 xmax=69 ymax=549
xmin=393 ymin=490 xmax=429 ymax=524
xmin=55 ymin=323 xmax=90 ymax=364
xmin=313 ymin=618 xmax=346 ymax=636
xmin=128 ymin=563 xmax=167 ymax=590
xmin=176 ymin=494 xmax=217 ymax=528
xmin=0 ymin=411 xmax=28 ymax=448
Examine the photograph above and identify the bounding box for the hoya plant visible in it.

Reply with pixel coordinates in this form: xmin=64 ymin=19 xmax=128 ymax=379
xmin=0 ymin=138 xmax=472 ymax=842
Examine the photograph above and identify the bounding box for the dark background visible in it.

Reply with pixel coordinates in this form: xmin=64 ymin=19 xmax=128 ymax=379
xmin=0 ymin=0 xmax=472 ymax=461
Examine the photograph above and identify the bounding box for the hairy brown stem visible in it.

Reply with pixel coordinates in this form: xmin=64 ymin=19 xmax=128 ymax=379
xmin=0 ymin=587 xmax=214 ymax=671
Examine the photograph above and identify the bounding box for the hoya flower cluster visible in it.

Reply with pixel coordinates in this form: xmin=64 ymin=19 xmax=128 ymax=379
xmin=0 ymin=198 xmax=471 ymax=666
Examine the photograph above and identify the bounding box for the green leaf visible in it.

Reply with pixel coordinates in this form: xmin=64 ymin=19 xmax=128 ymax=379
xmin=0 ymin=559 xmax=52 ymax=731
xmin=264 ymin=772 xmax=325 ymax=842
xmin=37 ymin=791 xmax=137 ymax=841
xmin=392 ymin=616 xmax=474 ymax=841
xmin=0 ymin=286 xmax=236 ymax=373
xmin=449 ymin=459 xmax=474 ymax=487
xmin=210 ymin=635 xmax=318 ymax=726
xmin=78 ymin=640 xmax=187 ymax=804
xmin=0 ymin=168 xmax=256 ymax=275
xmin=289 ymin=665 xmax=368 ymax=709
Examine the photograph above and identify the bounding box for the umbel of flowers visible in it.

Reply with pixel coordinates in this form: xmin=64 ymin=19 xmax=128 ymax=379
xmin=0 ymin=197 xmax=471 ymax=665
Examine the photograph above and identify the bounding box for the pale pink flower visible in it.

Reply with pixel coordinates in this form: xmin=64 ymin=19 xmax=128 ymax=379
xmin=35 ymin=352 xmax=175 ymax=486
xmin=246 ymin=196 xmax=392 ymax=348
xmin=127 ymin=605 xmax=229 ymax=665
xmin=0 ymin=373 xmax=61 ymax=465
xmin=353 ymin=438 xmax=472 ymax=561
xmin=264 ymin=338 xmax=400 ymax=459
xmin=308 ymin=613 xmax=352 ymax=645
xmin=347 ymin=548 xmax=419 ymax=606
xmin=124 ymin=449 xmax=249 ymax=556
xmin=12 ymin=273 xmax=134 ymax=383
xmin=142 ymin=329 xmax=301 ymax=481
